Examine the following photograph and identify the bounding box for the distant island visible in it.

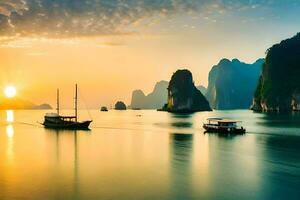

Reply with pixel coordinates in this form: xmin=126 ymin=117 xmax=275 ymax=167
xmin=130 ymin=80 xmax=168 ymax=109
xmin=33 ymin=103 xmax=52 ymax=109
xmin=160 ymin=69 xmax=211 ymax=113
xmin=206 ymin=58 xmax=263 ymax=110
xmin=252 ymin=33 xmax=300 ymax=112
xmin=130 ymin=80 xmax=207 ymax=110
xmin=115 ymin=101 xmax=127 ymax=110
xmin=0 ymin=97 xmax=52 ymax=110
xmin=100 ymin=106 xmax=108 ymax=112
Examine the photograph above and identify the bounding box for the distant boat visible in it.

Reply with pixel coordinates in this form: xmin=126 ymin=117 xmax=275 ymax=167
xmin=100 ymin=106 xmax=108 ymax=112
xmin=203 ymin=118 xmax=246 ymax=134
xmin=43 ymin=84 xmax=92 ymax=130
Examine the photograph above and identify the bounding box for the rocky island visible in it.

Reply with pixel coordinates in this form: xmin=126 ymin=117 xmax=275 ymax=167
xmin=34 ymin=103 xmax=52 ymax=109
xmin=252 ymin=33 xmax=300 ymax=112
xmin=160 ymin=69 xmax=211 ymax=113
xmin=115 ymin=101 xmax=127 ymax=110
xmin=130 ymin=81 xmax=207 ymax=110
xmin=130 ymin=80 xmax=168 ymax=109
xmin=206 ymin=58 xmax=263 ymax=110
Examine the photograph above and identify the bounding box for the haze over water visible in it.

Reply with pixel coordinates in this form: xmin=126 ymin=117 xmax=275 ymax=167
xmin=0 ymin=109 xmax=299 ymax=200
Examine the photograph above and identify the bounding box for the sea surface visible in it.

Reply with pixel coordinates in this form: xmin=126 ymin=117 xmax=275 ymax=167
xmin=0 ymin=109 xmax=300 ymax=200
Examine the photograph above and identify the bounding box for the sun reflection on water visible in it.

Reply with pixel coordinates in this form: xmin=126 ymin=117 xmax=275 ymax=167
xmin=6 ymin=110 xmax=14 ymax=123
xmin=6 ymin=125 xmax=14 ymax=138
xmin=6 ymin=124 xmax=14 ymax=164
xmin=5 ymin=110 xmax=14 ymax=164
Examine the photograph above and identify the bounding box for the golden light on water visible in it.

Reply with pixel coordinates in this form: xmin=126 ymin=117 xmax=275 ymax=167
xmin=4 ymin=86 xmax=17 ymax=98
xmin=5 ymin=110 xmax=15 ymax=164
xmin=6 ymin=124 xmax=14 ymax=165
xmin=6 ymin=125 xmax=14 ymax=138
xmin=6 ymin=110 xmax=14 ymax=123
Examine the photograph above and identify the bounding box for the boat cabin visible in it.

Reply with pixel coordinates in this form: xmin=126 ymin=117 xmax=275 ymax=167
xmin=44 ymin=113 xmax=77 ymax=123
xmin=206 ymin=118 xmax=241 ymax=128
xmin=203 ymin=118 xmax=245 ymax=134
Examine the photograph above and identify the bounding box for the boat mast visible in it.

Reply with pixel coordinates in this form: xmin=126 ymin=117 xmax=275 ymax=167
xmin=75 ymin=84 xmax=78 ymax=122
xmin=57 ymin=88 xmax=60 ymax=115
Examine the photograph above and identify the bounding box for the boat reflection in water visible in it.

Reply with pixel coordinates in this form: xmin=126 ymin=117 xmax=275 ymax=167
xmin=170 ymin=133 xmax=194 ymax=199
xmin=48 ymin=129 xmax=81 ymax=199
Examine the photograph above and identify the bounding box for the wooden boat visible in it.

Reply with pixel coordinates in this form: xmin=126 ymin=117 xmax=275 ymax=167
xmin=43 ymin=84 xmax=92 ymax=130
xmin=203 ymin=118 xmax=246 ymax=134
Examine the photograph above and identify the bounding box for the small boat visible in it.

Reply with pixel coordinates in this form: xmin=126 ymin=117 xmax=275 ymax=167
xmin=203 ymin=118 xmax=246 ymax=134
xmin=43 ymin=84 xmax=92 ymax=130
xmin=100 ymin=106 xmax=108 ymax=112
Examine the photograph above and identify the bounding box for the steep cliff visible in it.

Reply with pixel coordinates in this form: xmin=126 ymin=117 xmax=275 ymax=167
xmin=131 ymin=90 xmax=146 ymax=109
xmin=163 ymin=69 xmax=211 ymax=113
xmin=206 ymin=58 xmax=263 ymax=110
xmin=197 ymin=85 xmax=207 ymax=95
xmin=130 ymin=81 xmax=168 ymax=109
xmin=252 ymin=33 xmax=300 ymax=112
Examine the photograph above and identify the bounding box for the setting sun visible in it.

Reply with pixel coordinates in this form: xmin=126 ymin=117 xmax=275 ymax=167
xmin=4 ymin=86 xmax=17 ymax=98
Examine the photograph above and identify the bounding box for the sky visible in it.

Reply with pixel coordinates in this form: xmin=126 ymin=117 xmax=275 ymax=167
xmin=0 ymin=0 xmax=299 ymax=108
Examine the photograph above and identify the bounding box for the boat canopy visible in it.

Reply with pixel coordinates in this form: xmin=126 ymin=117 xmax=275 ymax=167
xmin=207 ymin=118 xmax=242 ymax=123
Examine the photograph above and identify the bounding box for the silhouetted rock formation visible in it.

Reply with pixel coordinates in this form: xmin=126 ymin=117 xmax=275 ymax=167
xmin=0 ymin=97 xmax=52 ymax=110
xmin=206 ymin=58 xmax=263 ymax=110
xmin=130 ymin=80 xmax=168 ymax=109
xmin=100 ymin=106 xmax=108 ymax=112
xmin=34 ymin=103 xmax=52 ymax=109
xmin=252 ymin=33 xmax=300 ymax=112
xmin=131 ymin=90 xmax=146 ymax=109
xmin=197 ymin=85 xmax=207 ymax=95
xmin=115 ymin=101 xmax=126 ymax=110
xmin=161 ymin=69 xmax=211 ymax=113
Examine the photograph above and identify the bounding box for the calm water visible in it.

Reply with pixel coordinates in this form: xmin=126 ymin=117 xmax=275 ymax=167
xmin=0 ymin=109 xmax=300 ymax=200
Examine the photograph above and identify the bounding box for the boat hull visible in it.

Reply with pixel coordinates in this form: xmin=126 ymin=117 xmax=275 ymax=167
xmin=43 ymin=120 xmax=92 ymax=130
xmin=203 ymin=124 xmax=246 ymax=134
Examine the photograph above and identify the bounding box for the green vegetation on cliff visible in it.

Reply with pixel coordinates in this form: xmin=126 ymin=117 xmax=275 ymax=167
xmin=206 ymin=58 xmax=263 ymax=110
xmin=163 ymin=69 xmax=211 ymax=113
xmin=252 ymin=33 xmax=300 ymax=112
